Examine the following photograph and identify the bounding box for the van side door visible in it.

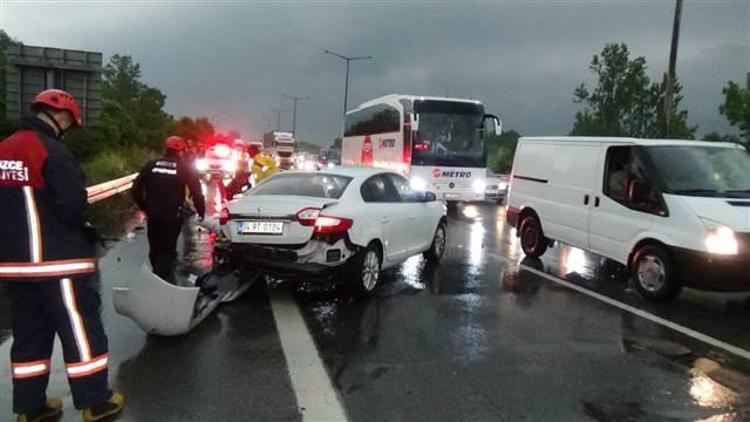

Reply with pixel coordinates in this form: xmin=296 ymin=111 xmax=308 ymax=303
xmin=588 ymin=145 xmax=655 ymax=262
xmin=513 ymin=141 xmax=600 ymax=250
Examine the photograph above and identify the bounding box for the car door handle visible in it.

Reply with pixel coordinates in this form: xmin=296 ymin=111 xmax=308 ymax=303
xmin=595 ymin=197 xmax=600 ymax=207
xmin=584 ymin=194 xmax=590 ymax=205
xmin=381 ymin=217 xmax=390 ymax=224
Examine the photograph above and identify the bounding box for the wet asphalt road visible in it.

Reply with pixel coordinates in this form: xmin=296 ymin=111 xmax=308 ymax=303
xmin=2 ymin=201 xmax=750 ymax=421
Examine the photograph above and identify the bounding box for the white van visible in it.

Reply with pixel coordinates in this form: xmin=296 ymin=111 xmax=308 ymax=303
xmin=506 ymin=136 xmax=750 ymax=301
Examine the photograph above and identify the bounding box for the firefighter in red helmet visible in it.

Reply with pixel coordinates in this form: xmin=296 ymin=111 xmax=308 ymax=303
xmin=132 ymin=136 xmax=206 ymax=280
xmin=0 ymin=89 xmax=124 ymax=421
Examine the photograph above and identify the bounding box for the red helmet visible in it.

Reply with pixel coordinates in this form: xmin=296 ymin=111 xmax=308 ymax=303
xmin=165 ymin=136 xmax=188 ymax=152
xmin=31 ymin=89 xmax=83 ymax=126
xmin=247 ymin=144 xmax=260 ymax=157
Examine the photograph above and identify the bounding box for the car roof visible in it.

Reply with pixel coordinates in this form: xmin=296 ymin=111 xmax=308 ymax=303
xmin=285 ymin=166 xmax=400 ymax=180
xmin=520 ymin=136 xmax=742 ymax=149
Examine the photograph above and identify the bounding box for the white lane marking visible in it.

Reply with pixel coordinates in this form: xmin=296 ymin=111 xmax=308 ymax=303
xmin=269 ymin=287 xmax=348 ymax=421
xmin=488 ymin=251 xmax=750 ymax=362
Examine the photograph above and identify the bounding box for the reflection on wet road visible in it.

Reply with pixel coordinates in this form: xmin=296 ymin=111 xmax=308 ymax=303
xmin=295 ymin=202 xmax=750 ymax=421
xmin=2 ymin=200 xmax=750 ymax=421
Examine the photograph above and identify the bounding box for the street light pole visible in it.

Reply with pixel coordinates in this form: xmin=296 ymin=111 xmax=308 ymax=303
xmin=664 ymin=0 xmax=683 ymax=137
xmin=324 ymin=49 xmax=372 ymax=118
xmin=271 ymin=108 xmax=287 ymax=131
xmin=283 ymin=94 xmax=310 ymax=136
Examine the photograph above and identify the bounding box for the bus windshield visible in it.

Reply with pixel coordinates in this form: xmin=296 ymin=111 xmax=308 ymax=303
xmin=413 ymin=100 xmax=485 ymax=167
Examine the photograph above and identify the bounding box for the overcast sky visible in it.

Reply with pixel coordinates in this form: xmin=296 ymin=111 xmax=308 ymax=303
xmin=2 ymin=1 xmax=748 ymax=144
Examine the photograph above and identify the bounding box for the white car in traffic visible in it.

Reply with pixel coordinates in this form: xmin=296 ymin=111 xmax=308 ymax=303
xmin=219 ymin=167 xmax=447 ymax=294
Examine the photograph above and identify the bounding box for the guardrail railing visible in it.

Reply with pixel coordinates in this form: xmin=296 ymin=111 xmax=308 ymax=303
xmin=87 ymin=173 xmax=138 ymax=204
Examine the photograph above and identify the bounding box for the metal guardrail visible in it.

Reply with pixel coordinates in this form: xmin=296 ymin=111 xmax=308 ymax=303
xmin=87 ymin=173 xmax=138 ymax=204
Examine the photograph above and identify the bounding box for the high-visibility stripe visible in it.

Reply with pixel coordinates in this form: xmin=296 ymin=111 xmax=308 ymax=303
xmin=61 ymin=278 xmax=92 ymax=362
xmin=22 ymin=186 xmax=42 ymax=263
xmin=0 ymin=259 xmax=96 ymax=278
xmin=12 ymin=359 xmax=51 ymax=379
xmin=66 ymin=353 xmax=108 ymax=379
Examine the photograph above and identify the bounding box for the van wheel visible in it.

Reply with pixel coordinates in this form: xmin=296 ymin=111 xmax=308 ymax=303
xmin=424 ymin=222 xmax=447 ymax=263
xmin=346 ymin=244 xmax=382 ymax=295
xmin=519 ymin=214 xmax=548 ymax=258
xmin=631 ymin=244 xmax=681 ymax=302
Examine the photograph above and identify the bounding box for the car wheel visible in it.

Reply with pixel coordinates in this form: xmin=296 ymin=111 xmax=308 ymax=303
xmin=519 ymin=214 xmax=548 ymax=258
xmin=631 ymin=244 xmax=681 ymax=302
xmin=347 ymin=244 xmax=382 ymax=295
xmin=424 ymin=222 xmax=447 ymax=263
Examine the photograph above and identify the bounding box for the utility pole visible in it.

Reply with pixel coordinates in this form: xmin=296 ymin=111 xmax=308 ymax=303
xmin=324 ymin=49 xmax=372 ymax=118
xmin=282 ymin=94 xmax=310 ymax=136
xmin=664 ymin=0 xmax=683 ymax=137
xmin=271 ymin=109 xmax=287 ymax=131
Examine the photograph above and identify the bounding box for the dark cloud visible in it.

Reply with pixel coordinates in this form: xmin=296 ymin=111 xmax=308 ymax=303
xmin=3 ymin=1 xmax=748 ymax=144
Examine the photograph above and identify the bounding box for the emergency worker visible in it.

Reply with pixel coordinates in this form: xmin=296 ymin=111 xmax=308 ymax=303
xmin=248 ymin=144 xmax=279 ymax=184
xmin=0 ymin=89 xmax=124 ymax=422
xmin=224 ymin=158 xmax=251 ymax=199
xmin=132 ymin=136 xmax=206 ymax=280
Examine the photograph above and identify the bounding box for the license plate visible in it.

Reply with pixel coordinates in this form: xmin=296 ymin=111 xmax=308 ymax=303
xmin=237 ymin=221 xmax=284 ymax=235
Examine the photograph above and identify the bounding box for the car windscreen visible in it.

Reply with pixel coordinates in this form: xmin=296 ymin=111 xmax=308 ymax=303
xmin=248 ymin=173 xmax=353 ymax=199
xmin=644 ymin=145 xmax=750 ymax=197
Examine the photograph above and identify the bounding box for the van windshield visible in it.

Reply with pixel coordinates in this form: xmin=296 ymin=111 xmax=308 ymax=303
xmin=644 ymin=145 xmax=750 ymax=197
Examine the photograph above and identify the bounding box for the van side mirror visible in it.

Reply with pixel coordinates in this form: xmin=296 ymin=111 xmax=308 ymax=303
xmin=629 ymin=180 xmax=653 ymax=206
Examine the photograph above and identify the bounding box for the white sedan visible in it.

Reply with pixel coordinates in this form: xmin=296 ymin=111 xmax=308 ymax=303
xmin=219 ymin=167 xmax=447 ymax=294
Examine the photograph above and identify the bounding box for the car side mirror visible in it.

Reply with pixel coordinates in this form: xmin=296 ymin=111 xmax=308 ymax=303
xmin=421 ymin=191 xmax=437 ymax=202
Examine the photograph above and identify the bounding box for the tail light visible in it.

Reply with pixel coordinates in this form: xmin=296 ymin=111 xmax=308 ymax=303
xmin=314 ymin=216 xmax=353 ymax=234
xmin=296 ymin=208 xmax=321 ymax=226
xmin=219 ymin=208 xmax=231 ymax=225
xmin=296 ymin=208 xmax=353 ymax=234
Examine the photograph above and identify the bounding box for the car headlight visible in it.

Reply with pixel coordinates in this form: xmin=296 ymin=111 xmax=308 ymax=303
xmin=222 ymin=161 xmax=237 ymax=173
xmin=705 ymin=226 xmax=738 ymax=255
xmin=327 ymin=162 xmax=335 ymax=169
xmin=195 ymin=159 xmax=208 ymax=171
xmin=304 ymin=161 xmax=316 ymax=171
xmin=473 ymin=179 xmax=486 ymax=193
xmin=498 ymin=181 xmax=508 ymax=191
xmin=410 ymin=176 xmax=427 ymax=191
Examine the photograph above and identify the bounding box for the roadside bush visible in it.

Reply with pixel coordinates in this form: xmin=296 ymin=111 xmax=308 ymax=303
xmin=84 ymin=145 xmax=156 ymax=184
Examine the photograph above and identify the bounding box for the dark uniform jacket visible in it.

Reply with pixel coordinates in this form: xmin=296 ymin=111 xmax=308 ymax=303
xmin=132 ymin=155 xmax=206 ymax=220
xmin=0 ymin=118 xmax=97 ymax=280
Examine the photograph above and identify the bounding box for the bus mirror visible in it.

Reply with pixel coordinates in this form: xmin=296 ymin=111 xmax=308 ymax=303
xmin=409 ymin=114 xmax=419 ymax=132
xmin=484 ymin=114 xmax=502 ymax=136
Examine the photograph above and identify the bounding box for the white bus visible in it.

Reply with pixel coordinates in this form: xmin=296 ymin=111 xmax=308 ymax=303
xmin=342 ymin=94 xmax=502 ymax=202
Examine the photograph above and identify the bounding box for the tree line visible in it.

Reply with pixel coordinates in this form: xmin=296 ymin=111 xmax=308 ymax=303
xmin=487 ymin=43 xmax=749 ymax=174
xmin=0 ymin=30 xmax=219 ymax=182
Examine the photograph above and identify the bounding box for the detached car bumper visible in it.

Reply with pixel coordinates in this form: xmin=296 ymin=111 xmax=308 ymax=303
xmin=672 ymin=247 xmax=750 ymax=292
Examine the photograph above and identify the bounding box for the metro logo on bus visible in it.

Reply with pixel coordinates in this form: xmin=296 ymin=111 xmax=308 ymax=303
xmin=432 ymin=168 xmax=472 ymax=178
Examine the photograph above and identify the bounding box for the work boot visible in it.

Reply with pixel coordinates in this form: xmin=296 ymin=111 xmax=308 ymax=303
xmin=16 ymin=398 xmax=63 ymax=422
xmin=81 ymin=393 xmax=124 ymax=422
